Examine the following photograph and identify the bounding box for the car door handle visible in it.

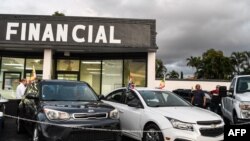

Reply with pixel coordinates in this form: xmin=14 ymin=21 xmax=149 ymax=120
xmin=119 ymin=110 xmax=124 ymax=113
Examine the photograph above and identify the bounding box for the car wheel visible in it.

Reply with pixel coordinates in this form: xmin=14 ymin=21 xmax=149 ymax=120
xmin=0 ymin=120 xmax=2 ymax=133
xmin=16 ymin=117 xmax=25 ymax=134
xmin=32 ymin=124 xmax=44 ymax=141
xmin=143 ymin=124 xmax=164 ymax=141
xmin=115 ymin=133 xmax=122 ymax=141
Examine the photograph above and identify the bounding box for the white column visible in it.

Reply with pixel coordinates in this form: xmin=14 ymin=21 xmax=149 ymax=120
xmin=147 ymin=52 xmax=156 ymax=88
xmin=42 ymin=49 xmax=53 ymax=80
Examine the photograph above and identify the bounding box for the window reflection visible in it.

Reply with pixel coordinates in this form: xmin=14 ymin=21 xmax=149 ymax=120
xmin=57 ymin=59 xmax=79 ymax=71
xmin=102 ymin=60 xmax=123 ymax=94
xmin=80 ymin=61 xmax=101 ymax=94
xmin=26 ymin=59 xmax=43 ymax=70
xmin=124 ymin=59 xmax=146 ymax=87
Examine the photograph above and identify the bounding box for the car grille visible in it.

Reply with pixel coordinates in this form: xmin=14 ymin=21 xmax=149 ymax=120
xmin=73 ymin=113 xmax=108 ymax=119
xmin=66 ymin=129 xmax=117 ymax=141
xmin=199 ymin=127 xmax=224 ymax=137
xmin=197 ymin=120 xmax=222 ymax=125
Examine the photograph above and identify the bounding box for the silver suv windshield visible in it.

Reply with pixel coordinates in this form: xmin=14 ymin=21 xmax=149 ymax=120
xmin=236 ymin=77 xmax=250 ymax=93
xmin=41 ymin=82 xmax=98 ymax=101
xmin=138 ymin=90 xmax=191 ymax=107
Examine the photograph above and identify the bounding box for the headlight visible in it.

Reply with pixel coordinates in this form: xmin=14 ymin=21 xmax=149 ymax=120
xmin=109 ymin=109 xmax=119 ymax=119
xmin=167 ymin=118 xmax=194 ymax=131
xmin=239 ymin=102 xmax=250 ymax=119
xmin=44 ymin=108 xmax=70 ymax=120
xmin=239 ymin=102 xmax=250 ymax=110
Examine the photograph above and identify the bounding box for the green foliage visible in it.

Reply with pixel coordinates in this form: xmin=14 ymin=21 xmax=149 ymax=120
xmin=155 ymin=59 xmax=167 ymax=79
xmin=186 ymin=49 xmax=250 ymax=80
xmin=52 ymin=11 xmax=65 ymax=16
xmin=167 ymin=70 xmax=179 ymax=79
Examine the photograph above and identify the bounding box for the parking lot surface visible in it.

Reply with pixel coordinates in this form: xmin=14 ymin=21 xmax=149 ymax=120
xmin=0 ymin=117 xmax=136 ymax=141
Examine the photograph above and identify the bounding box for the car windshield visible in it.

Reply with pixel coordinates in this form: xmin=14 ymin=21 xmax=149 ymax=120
xmin=236 ymin=77 xmax=250 ymax=93
xmin=41 ymin=82 xmax=98 ymax=101
xmin=138 ymin=90 xmax=191 ymax=107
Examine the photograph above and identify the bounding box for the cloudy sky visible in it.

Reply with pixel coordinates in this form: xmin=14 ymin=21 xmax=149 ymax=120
xmin=1 ymin=0 xmax=250 ymax=77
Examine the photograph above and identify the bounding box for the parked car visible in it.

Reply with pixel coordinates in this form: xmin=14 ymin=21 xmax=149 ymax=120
xmin=17 ymin=80 xmax=120 ymax=141
xmin=221 ymin=75 xmax=250 ymax=124
xmin=0 ymin=95 xmax=8 ymax=132
xmin=172 ymin=89 xmax=211 ymax=109
xmin=103 ymin=87 xmax=224 ymax=141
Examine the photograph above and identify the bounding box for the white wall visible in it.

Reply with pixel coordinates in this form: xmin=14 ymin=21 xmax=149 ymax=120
xmin=147 ymin=52 xmax=156 ymax=88
xmin=154 ymin=79 xmax=231 ymax=91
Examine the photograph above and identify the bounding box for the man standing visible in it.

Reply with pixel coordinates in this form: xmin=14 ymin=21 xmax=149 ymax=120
xmin=191 ymin=84 xmax=206 ymax=108
xmin=210 ymin=85 xmax=221 ymax=114
xmin=16 ymin=79 xmax=27 ymax=99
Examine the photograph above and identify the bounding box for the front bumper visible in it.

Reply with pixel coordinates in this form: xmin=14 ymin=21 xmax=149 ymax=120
xmin=38 ymin=119 xmax=120 ymax=141
xmin=161 ymin=126 xmax=224 ymax=141
xmin=236 ymin=118 xmax=250 ymax=124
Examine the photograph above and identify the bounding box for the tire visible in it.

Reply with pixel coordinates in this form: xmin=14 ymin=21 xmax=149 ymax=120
xmin=32 ymin=124 xmax=44 ymax=141
xmin=0 ymin=120 xmax=2 ymax=133
xmin=143 ymin=124 xmax=164 ymax=141
xmin=16 ymin=117 xmax=25 ymax=134
xmin=115 ymin=133 xmax=122 ymax=141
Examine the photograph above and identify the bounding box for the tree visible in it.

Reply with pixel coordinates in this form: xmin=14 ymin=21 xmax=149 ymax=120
xmin=155 ymin=59 xmax=167 ymax=79
xmin=242 ymin=51 xmax=250 ymax=74
xmin=230 ymin=52 xmax=245 ymax=75
xmin=52 ymin=11 xmax=65 ymax=16
xmin=186 ymin=49 xmax=235 ymax=80
xmin=167 ymin=70 xmax=179 ymax=79
xmin=186 ymin=56 xmax=202 ymax=78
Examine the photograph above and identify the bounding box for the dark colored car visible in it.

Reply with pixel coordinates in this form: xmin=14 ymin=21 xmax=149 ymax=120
xmin=0 ymin=96 xmax=8 ymax=133
xmin=172 ymin=89 xmax=211 ymax=109
xmin=17 ymin=80 xmax=120 ymax=141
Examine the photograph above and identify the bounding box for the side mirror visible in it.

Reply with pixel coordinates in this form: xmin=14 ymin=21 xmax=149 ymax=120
xmin=26 ymin=93 xmax=38 ymax=100
xmin=98 ymin=95 xmax=105 ymax=100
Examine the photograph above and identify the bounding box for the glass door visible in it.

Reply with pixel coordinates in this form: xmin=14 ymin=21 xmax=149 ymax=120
xmin=2 ymin=72 xmax=21 ymax=90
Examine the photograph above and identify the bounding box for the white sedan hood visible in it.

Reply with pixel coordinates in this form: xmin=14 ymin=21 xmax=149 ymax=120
xmin=151 ymin=107 xmax=221 ymax=123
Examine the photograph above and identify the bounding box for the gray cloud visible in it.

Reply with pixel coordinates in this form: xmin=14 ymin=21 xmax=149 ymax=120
xmin=1 ymin=0 xmax=250 ymax=77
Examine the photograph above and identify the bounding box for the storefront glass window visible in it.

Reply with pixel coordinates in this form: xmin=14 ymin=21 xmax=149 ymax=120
xmin=0 ymin=57 xmax=25 ymax=99
xmin=80 ymin=61 xmax=101 ymax=94
xmin=102 ymin=60 xmax=123 ymax=95
xmin=25 ymin=58 xmax=43 ymax=80
xmin=124 ymin=59 xmax=146 ymax=87
xmin=57 ymin=59 xmax=79 ymax=71
xmin=26 ymin=59 xmax=43 ymax=70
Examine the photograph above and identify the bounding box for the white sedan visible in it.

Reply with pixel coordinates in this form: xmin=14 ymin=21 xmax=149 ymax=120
xmin=102 ymin=87 xmax=224 ymax=141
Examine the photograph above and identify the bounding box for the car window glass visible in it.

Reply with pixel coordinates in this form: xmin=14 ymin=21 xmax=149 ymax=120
xmin=106 ymin=90 xmax=123 ymax=103
xmin=139 ymin=90 xmax=190 ymax=107
xmin=236 ymin=77 xmax=250 ymax=93
xmin=41 ymin=82 xmax=98 ymax=101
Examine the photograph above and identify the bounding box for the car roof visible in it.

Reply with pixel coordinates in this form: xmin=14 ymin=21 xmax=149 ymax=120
xmin=113 ymin=87 xmax=170 ymax=92
xmin=40 ymin=79 xmax=88 ymax=84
